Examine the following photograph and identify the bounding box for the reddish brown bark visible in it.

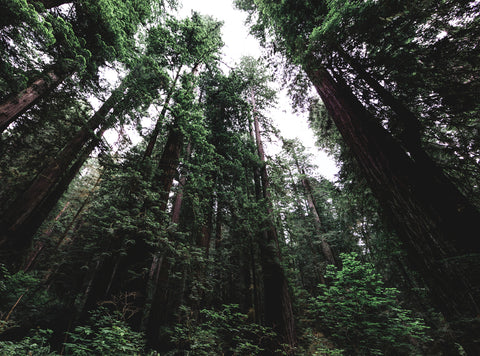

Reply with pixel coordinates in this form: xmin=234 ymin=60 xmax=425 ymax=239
xmin=171 ymin=142 xmax=191 ymax=223
xmin=22 ymin=201 xmax=70 ymax=272
xmin=156 ymin=127 xmax=184 ymax=212
xmin=54 ymin=171 xmax=103 ymax=250
xmin=336 ymin=46 xmax=477 ymax=226
xmin=253 ymin=107 xmax=281 ymax=252
xmin=305 ymin=61 xmax=480 ymax=351
xmin=0 ymin=70 xmax=69 ymax=132
xmin=0 ymin=91 xmax=117 ymax=266
xmin=143 ymin=67 xmax=182 ymax=160
xmin=335 ymin=45 xmax=423 ymax=151
xmin=214 ymin=201 xmax=223 ymax=249
xmin=298 ymin=166 xmax=336 ymax=266
xmin=170 ymin=178 xmax=186 ymax=224
xmin=145 ymin=124 xmax=185 ymax=345
xmin=198 ymin=207 xmax=213 ymax=255
xmin=252 ymin=108 xmax=296 ymax=348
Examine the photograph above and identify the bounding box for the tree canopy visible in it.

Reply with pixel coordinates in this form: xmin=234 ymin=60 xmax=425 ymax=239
xmin=0 ymin=0 xmax=479 ymax=355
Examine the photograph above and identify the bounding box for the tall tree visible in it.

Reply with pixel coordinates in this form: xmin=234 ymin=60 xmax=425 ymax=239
xmin=235 ymin=0 xmax=480 ymax=352
xmin=238 ymin=56 xmax=296 ymax=349
xmin=0 ymin=55 xmax=169 ymax=269
xmin=0 ymin=0 xmax=159 ymax=132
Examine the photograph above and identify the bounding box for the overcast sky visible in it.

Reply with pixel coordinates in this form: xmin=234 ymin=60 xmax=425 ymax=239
xmin=176 ymin=0 xmax=339 ymax=180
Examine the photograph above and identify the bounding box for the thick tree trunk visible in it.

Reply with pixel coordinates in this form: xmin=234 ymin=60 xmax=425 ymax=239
xmin=50 ymin=169 xmax=103 ymax=253
xmin=335 ymin=45 xmax=423 ymax=153
xmin=336 ymin=46 xmax=478 ymax=224
xmin=170 ymin=178 xmax=185 ymax=224
xmin=141 ymin=138 xmax=189 ymax=331
xmin=214 ymin=200 xmax=223 ymax=249
xmin=156 ymin=127 xmax=184 ymax=212
xmin=0 ymin=70 xmax=69 ymax=133
xmin=198 ymin=201 xmax=213 ymax=256
xmin=253 ymin=112 xmax=280 ymax=252
xmin=252 ymin=110 xmax=296 ymax=349
xmin=145 ymin=125 xmax=184 ymax=346
xmin=170 ymin=142 xmax=191 ymax=223
xmin=286 ymin=165 xmax=325 ymax=285
xmin=22 ymin=201 xmax=70 ymax=272
xmin=304 ymin=61 xmax=480 ymax=352
xmin=298 ymin=166 xmax=336 ymax=266
xmin=0 ymin=90 xmax=117 ymax=267
xmin=143 ymin=67 xmax=182 ymax=160
xmin=197 ymin=169 xmax=215 ymax=257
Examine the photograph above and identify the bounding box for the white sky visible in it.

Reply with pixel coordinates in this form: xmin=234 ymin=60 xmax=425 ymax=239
xmin=177 ymin=0 xmax=339 ymax=180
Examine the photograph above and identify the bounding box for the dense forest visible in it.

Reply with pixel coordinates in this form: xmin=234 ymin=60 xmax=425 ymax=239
xmin=0 ymin=0 xmax=479 ymax=354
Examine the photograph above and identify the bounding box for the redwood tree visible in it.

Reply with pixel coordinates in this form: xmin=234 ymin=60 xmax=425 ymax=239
xmin=235 ymin=0 xmax=480 ymax=352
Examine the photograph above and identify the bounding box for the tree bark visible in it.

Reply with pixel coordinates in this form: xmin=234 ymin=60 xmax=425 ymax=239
xmin=304 ymin=61 xmax=480 ymax=352
xmin=145 ymin=124 xmax=184 ymax=346
xmin=0 ymin=89 xmax=118 ymax=267
xmin=22 ymin=201 xmax=70 ymax=272
xmin=297 ymin=166 xmax=336 ymax=266
xmin=156 ymin=126 xmax=184 ymax=212
xmin=143 ymin=67 xmax=182 ymax=160
xmin=214 ymin=200 xmax=223 ymax=249
xmin=335 ymin=45 xmax=423 ymax=153
xmin=53 ymin=170 xmax=103 ymax=251
xmin=171 ymin=142 xmax=191 ymax=223
xmin=0 ymin=69 xmax=70 ymax=133
xmin=335 ymin=46 xmax=479 ymax=228
xmin=252 ymin=106 xmax=296 ymax=349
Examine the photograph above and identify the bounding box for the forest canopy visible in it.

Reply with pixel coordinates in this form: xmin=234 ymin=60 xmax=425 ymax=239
xmin=0 ymin=0 xmax=479 ymax=355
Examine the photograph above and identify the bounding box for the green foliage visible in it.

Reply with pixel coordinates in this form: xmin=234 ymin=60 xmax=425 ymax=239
xmin=0 ymin=265 xmax=55 ymax=332
xmin=0 ymin=0 xmax=56 ymax=95
xmin=311 ymin=253 xmax=430 ymax=355
xmin=4 ymin=1 xmax=476 ymax=354
xmin=64 ymin=307 xmax=145 ymax=356
xmin=168 ymin=304 xmax=277 ymax=355
xmin=0 ymin=328 xmax=56 ymax=356
xmin=0 ymin=308 xmax=146 ymax=356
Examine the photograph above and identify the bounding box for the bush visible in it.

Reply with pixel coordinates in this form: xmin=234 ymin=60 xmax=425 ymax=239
xmin=0 ymin=265 xmax=53 ymax=332
xmin=312 ymin=253 xmax=430 ymax=355
xmin=63 ymin=307 xmax=145 ymax=355
xmin=0 ymin=329 xmax=57 ymax=355
xmin=168 ymin=304 xmax=278 ymax=355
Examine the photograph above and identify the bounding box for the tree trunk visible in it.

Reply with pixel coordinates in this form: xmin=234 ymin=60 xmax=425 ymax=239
xmin=286 ymin=165 xmax=325 ymax=285
xmin=214 ymin=200 xmax=223 ymax=249
xmin=335 ymin=45 xmax=423 ymax=154
xmin=0 ymin=69 xmax=70 ymax=133
xmin=304 ymin=61 xmax=480 ymax=353
xmin=54 ymin=170 xmax=103 ymax=251
xmin=335 ymin=46 xmax=479 ymax=229
xmin=198 ymin=200 xmax=213 ymax=256
xmin=298 ymin=166 xmax=336 ymax=266
xmin=0 ymin=89 xmax=118 ymax=267
xmin=252 ymin=110 xmax=280 ymax=252
xmin=22 ymin=201 xmax=70 ymax=272
xmin=171 ymin=142 xmax=191 ymax=223
xmin=252 ymin=107 xmax=296 ymax=349
xmin=156 ymin=126 xmax=184 ymax=212
xmin=143 ymin=67 xmax=182 ymax=160
xmin=145 ymin=124 xmax=184 ymax=346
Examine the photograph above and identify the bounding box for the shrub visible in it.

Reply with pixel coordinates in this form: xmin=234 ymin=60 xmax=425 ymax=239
xmin=312 ymin=253 xmax=430 ymax=355
xmin=168 ymin=304 xmax=278 ymax=355
xmin=64 ymin=307 xmax=145 ymax=355
xmin=0 ymin=329 xmax=57 ymax=356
